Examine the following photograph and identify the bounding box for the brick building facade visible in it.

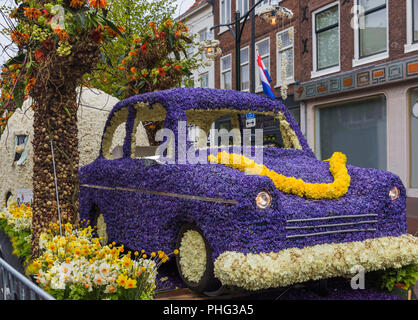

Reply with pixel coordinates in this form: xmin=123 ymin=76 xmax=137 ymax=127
xmin=210 ymin=0 xmax=418 ymax=230
xmin=293 ymin=0 xmax=418 ymax=232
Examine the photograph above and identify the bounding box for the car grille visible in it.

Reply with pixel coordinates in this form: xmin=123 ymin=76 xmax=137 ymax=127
xmin=285 ymin=213 xmax=378 ymax=239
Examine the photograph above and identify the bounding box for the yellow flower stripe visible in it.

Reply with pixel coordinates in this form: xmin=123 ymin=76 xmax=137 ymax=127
xmin=208 ymin=151 xmax=351 ymax=200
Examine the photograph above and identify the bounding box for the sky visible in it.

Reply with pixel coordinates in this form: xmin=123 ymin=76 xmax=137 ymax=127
xmin=0 ymin=0 xmax=196 ymax=65
xmin=175 ymin=0 xmax=196 ymax=17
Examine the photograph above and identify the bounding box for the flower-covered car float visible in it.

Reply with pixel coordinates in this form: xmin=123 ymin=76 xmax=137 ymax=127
xmin=79 ymin=88 xmax=418 ymax=293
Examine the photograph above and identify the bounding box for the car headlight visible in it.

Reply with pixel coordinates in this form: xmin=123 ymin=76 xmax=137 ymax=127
xmin=256 ymin=191 xmax=272 ymax=209
xmin=389 ymin=187 xmax=400 ymax=201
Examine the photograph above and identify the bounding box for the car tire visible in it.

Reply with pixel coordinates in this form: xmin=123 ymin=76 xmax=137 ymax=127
xmin=175 ymin=224 xmax=222 ymax=294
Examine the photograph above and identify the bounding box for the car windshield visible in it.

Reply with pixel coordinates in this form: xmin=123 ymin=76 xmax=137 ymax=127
xmin=185 ymin=110 xmax=302 ymax=150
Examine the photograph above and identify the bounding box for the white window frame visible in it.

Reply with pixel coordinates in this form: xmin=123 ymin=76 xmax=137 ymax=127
xmin=220 ymin=54 xmax=232 ymax=89
xmin=311 ymin=1 xmax=340 ymax=79
xmin=276 ymin=27 xmax=294 ymax=87
xmin=240 ymin=46 xmax=250 ymax=91
xmin=199 ymin=72 xmax=209 ymax=88
xmin=236 ymin=0 xmax=249 ymax=15
xmin=219 ymin=0 xmax=231 ymax=34
xmin=198 ymin=28 xmax=208 ymax=60
xmin=405 ymin=0 xmax=418 ymax=53
xmin=255 ymin=37 xmax=270 ymax=93
xmin=352 ymin=0 xmax=389 ymax=67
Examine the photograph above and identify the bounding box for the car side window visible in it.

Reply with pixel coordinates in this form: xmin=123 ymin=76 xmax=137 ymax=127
xmin=131 ymin=102 xmax=169 ymax=159
xmin=186 ymin=109 xmax=302 ymax=150
xmin=102 ymin=108 xmax=129 ymax=159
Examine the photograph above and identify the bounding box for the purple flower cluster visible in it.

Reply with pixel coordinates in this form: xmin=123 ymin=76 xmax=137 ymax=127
xmin=79 ymin=88 xmax=407 ymax=261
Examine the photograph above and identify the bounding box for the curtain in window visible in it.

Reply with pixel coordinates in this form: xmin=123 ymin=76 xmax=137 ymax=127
xmin=359 ymin=0 xmax=387 ymax=57
xmin=316 ymin=6 xmax=339 ymax=70
xmin=316 ymin=96 xmax=387 ymax=171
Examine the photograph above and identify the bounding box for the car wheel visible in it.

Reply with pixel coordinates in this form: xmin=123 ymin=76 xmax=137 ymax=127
xmin=175 ymin=224 xmax=222 ymax=294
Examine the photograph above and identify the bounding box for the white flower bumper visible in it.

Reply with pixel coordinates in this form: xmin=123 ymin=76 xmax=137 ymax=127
xmin=213 ymin=234 xmax=418 ymax=291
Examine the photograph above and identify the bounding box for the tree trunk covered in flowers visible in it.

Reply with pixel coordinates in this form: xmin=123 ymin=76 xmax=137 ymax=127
xmin=30 ymin=39 xmax=100 ymax=257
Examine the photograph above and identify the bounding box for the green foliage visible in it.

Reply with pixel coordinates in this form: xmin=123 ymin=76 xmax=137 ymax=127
xmin=0 ymin=217 xmax=32 ymax=263
xmin=376 ymin=264 xmax=418 ymax=291
xmin=107 ymin=0 xmax=176 ymax=37
xmin=85 ymin=0 xmax=200 ymax=97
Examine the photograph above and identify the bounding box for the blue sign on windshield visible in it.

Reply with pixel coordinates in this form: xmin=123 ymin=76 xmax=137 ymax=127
xmin=246 ymin=113 xmax=255 ymax=119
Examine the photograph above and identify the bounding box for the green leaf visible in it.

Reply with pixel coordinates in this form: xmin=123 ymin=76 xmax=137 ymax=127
xmin=168 ymin=33 xmax=174 ymax=49
xmin=101 ymin=52 xmax=113 ymax=67
xmin=174 ymin=50 xmax=180 ymax=60
xmin=114 ymin=86 xmax=126 ymax=98
xmin=135 ymin=80 xmax=145 ymax=90
xmin=63 ymin=106 xmax=71 ymax=118
xmin=98 ymin=16 xmax=126 ymax=40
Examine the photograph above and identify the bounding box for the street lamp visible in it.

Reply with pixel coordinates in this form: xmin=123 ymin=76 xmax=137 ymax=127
xmin=199 ymin=38 xmax=222 ymax=65
xmin=259 ymin=4 xmax=293 ymax=25
xmin=208 ymin=0 xmax=293 ymax=92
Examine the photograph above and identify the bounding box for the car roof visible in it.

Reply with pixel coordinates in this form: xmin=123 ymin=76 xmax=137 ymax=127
xmin=107 ymin=88 xmax=290 ymax=120
xmin=103 ymin=88 xmax=314 ymax=157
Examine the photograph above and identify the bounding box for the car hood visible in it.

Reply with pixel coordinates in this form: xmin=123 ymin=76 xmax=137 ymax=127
xmin=208 ymin=146 xmax=407 ymax=252
xmin=209 ymin=146 xmax=404 ymax=194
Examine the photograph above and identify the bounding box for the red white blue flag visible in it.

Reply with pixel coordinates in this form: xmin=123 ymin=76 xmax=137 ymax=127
xmin=257 ymin=54 xmax=275 ymax=99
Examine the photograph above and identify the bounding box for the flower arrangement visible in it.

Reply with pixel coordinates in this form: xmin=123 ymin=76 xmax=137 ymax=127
xmin=27 ymin=221 xmax=177 ymax=300
xmin=0 ymin=0 xmax=123 ymax=126
xmin=208 ymin=151 xmax=351 ymax=200
xmin=375 ymin=264 xmax=418 ymax=292
xmin=77 ymin=88 xmax=416 ymax=293
xmin=0 ymin=202 xmax=32 ymax=261
xmin=0 ymin=0 xmax=129 ymax=255
xmin=178 ymin=230 xmax=207 ymax=283
xmin=114 ymin=19 xmax=198 ymax=98
xmin=213 ymin=234 xmax=418 ymax=291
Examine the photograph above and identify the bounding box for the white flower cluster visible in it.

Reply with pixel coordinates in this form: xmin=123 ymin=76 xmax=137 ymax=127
xmin=213 ymin=234 xmax=418 ymax=291
xmin=36 ymin=255 xmax=156 ymax=292
xmin=178 ymin=230 xmax=207 ymax=283
xmin=0 ymin=202 xmax=32 ymax=233
xmin=34 ymin=225 xmax=157 ymax=296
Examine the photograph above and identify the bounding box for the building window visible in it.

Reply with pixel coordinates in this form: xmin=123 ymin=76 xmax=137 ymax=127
xmin=220 ymin=0 xmax=231 ymax=24
xmin=313 ymin=3 xmax=339 ymax=71
xmin=410 ymin=89 xmax=418 ymax=188
xmin=220 ymin=54 xmax=232 ymax=89
xmin=316 ymin=96 xmax=387 ymax=171
xmin=241 ymin=47 xmax=250 ymax=91
xmin=199 ymin=29 xmax=208 ymax=60
xmin=277 ymin=27 xmax=294 ymax=84
xmin=255 ymin=38 xmax=270 ymax=91
xmin=14 ymin=135 xmax=28 ymax=163
xmin=414 ymin=0 xmax=418 ymax=42
xmin=237 ymin=0 xmax=249 ymax=14
xmin=405 ymin=0 xmax=418 ymax=52
xmin=199 ymin=73 xmax=209 ymax=88
xmin=357 ymin=0 xmax=387 ymax=59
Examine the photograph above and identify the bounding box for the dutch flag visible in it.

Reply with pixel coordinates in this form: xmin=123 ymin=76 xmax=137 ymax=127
xmin=257 ymin=54 xmax=275 ymax=99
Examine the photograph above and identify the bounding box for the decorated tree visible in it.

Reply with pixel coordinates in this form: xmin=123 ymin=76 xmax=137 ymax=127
xmin=85 ymin=0 xmax=199 ymax=98
xmin=0 ymin=0 xmax=123 ymax=257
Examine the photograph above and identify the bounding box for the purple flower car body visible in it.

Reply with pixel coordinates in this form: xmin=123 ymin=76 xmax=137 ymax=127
xmin=79 ymin=88 xmax=418 ymax=292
